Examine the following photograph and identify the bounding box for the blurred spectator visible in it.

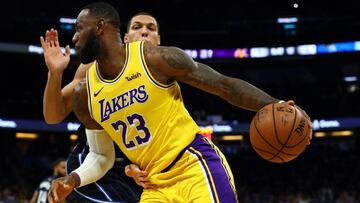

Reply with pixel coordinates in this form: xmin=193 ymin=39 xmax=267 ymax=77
xmin=29 ymin=158 xmax=66 ymax=203
xmin=335 ymin=191 xmax=356 ymax=203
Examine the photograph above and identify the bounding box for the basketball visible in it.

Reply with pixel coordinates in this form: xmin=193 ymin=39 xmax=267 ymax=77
xmin=249 ymin=102 xmax=311 ymax=163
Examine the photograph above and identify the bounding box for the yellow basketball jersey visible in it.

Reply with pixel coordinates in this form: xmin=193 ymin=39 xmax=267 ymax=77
xmin=86 ymin=41 xmax=199 ymax=177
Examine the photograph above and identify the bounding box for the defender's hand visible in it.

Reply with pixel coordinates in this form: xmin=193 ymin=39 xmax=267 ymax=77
xmin=40 ymin=28 xmax=70 ymax=75
xmin=48 ymin=175 xmax=75 ymax=203
xmin=125 ymin=164 xmax=157 ymax=189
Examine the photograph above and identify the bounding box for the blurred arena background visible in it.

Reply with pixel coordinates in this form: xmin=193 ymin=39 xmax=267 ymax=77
xmin=0 ymin=0 xmax=359 ymax=202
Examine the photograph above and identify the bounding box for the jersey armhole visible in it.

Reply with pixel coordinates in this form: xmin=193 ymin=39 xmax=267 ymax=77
xmin=139 ymin=41 xmax=176 ymax=89
xmin=86 ymin=69 xmax=94 ymax=119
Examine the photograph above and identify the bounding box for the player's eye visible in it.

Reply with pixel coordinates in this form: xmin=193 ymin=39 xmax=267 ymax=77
xmin=132 ymin=25 xmax=140 ymax=30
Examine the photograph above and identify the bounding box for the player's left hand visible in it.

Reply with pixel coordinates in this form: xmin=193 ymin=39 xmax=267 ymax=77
xmin=125 ymin=164 xmax=157 ymax=189
xmin=48 ymin=175 xmax=75 ymax=203
xmin=40 ymin=28 xmax=71 ymax=75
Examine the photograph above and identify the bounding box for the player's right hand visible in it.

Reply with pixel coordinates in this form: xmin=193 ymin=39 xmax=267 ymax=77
xmin=48 ymin=175 xmax=75 ymax=203
xmin=40 ymin=28 xmax=71 ymax=75
xmin=290 ymin=101 xmax=313 ymax=145
xmin=125 ymin=164 xmax=157 ymax=189
xmin=279 ymin=100 xmax=313 ymax=145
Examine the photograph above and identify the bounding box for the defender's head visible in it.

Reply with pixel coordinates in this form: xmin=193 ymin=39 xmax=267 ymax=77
xmin=125 ymin=12 xmax=160 ymax=45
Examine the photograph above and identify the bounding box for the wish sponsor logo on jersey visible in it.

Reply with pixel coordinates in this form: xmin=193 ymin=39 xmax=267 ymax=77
xmin=125 ymin=72 xmax=141 ymax=81
xmin=98 ymin=85 xmax=148 ymax=122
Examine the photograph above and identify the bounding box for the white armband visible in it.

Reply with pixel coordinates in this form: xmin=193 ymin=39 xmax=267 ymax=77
xmin=72 ymin=129 xmax=115 ymax=187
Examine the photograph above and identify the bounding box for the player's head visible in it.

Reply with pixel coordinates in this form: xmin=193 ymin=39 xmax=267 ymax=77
xmin=72 ymin=2 xmax=121 ymax=64
xmin=53 ymin=158 xmax=66 ymax=177
xmin=124 ymin=12 xmax=160 ymax=45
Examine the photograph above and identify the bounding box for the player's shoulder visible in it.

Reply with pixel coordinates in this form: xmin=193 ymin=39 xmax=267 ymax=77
xmin=142 ymin=41 xmax=185 ymax=67
xmin=77 ymin=62 xmax=94 ymax=74
xmin=78 ymin=62 xmax=94 ymax=71
xmin=74 ymin=62 xmax=94 ymax=80
xmin=143 ymin=41 xmax=180 ymax=55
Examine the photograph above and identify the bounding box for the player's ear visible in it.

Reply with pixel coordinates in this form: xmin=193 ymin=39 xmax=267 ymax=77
xmin=96 ymin=19 xmax=106 ymax=35
xmin=124 ymin=33 xmax=129 ymax=43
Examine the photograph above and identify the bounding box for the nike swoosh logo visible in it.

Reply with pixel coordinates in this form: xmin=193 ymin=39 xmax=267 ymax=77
xmin=94 ymin=87 xmax=104 ymax=97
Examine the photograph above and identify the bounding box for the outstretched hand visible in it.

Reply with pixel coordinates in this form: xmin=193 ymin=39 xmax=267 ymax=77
xmin=284 ymin=100 xmax=313 ymax=145
xmin=125 ymin=164 xmax=157 ymax=189
xmin=40 ymin=28 xmax=71 ymax=75
xmin=48 ymin=175 xmax=75 ymax=203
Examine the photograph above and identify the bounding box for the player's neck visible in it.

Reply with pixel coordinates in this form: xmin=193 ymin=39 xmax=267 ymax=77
xmin=96 ymin=40 xmax=126 ymax=80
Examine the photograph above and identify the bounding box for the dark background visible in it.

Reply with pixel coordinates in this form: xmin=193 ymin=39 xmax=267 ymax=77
xmin=0 ymin=0 xmax=359 ymax=121
xmin=0 ymin=0 xmax=359 ymax=202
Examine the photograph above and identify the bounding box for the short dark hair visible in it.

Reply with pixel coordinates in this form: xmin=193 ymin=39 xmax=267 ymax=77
xmin=126 ymin=12 xmax=159 ymax=33
xmin=83 ymin=2 xmax=120 ymax=28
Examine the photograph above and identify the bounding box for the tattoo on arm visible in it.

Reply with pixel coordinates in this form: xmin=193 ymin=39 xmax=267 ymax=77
xmin=184 ymin=62 xmax=278 ymax=111
xmin=73 ymin=79 xmax=101 ymax=129
xmin=144 ymin=45 xmax=195 ymax=71
xmin=73 ymin=79 xmax=88 ymax=122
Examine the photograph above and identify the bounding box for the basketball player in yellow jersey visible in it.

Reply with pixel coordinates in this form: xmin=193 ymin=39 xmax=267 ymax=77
xmin=44 ymin=2 xmax=312 ymax=203
xmin=41 ymin=12 xmax=161 ymax=202
xmin=42 ymin=11 xmax=161 ymax=187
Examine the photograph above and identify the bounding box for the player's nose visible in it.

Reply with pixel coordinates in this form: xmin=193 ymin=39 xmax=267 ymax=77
xmin=141 ymin=26 xmax=149 ymax=35
xmin=72 ymin=33 xmax=79 ymax=44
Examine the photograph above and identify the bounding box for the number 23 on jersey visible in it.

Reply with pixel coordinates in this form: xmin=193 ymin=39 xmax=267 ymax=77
xmin=110 ymin=113 xmax=151 ymax=149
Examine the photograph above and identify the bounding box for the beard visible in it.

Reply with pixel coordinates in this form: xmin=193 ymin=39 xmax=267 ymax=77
xmin=78 ymin=31 xmax=100 ymax=64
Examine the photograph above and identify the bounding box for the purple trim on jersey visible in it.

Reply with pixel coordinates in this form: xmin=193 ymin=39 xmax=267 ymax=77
xmin=86 ymin=71 xmax=94 ymax=119
xmin=188 ymin=135 xmax=238 ymax=203
xmin=188 ymin=147 xmax=218 ymax=203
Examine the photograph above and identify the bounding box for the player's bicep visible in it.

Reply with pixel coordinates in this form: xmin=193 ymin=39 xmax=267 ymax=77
xmin=73 ymin=79 xmax=102 ymax=129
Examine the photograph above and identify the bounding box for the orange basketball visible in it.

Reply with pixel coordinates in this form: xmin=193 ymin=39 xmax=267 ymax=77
xmin=249 ymin=102 xmax=311 ymax=163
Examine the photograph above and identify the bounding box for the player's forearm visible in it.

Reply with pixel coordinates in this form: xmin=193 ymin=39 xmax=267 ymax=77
xmin=222 ymin=77 xmax=279 ymax=111
xmin=71 ymin=151 xmax=114 ymax=187
xmin=72 ymin=129 xmax=115 ymax=187
xmin=43 ymin=71 xmax=67 ymax=124
xmin=184 ymin=62 xmax=278 ymax=111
